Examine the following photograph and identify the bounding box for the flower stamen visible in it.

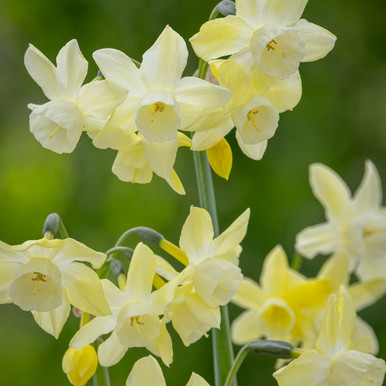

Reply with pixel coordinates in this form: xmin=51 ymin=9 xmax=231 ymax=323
xmin=266 ymin=39 xmax=286 ymax=56
xmin=247 ymin=108 xmax=260 ymax=131
xmin=130 ymin=316 xmax=144 ymax=334
xmin=32 ymin=272 xmax=47 ymax=295
xmin=151 ymin=102 xmax=166 ymax=122
xmin=49 ymin=125 xmax=61 ymax=138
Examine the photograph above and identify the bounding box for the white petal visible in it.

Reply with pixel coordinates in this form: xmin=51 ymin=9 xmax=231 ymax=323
xmin=141 ymin=25 xmax=187 ymax=90
xmin=349 ymin=279 xmax=386 ymax=311
xmin=0 ymin=261 xmax=22 ymax=303
xmin=98 ymin=332 xmax=128 ymax=367
xmin=296 ymin=222 xmax=342 ymax=258
xmin=70 ymin=315 xmax=117 ymax=349
xmin=262 ymin=0 xmax=308 ymax=26
xmin=175 ymin=77 xmax=231 ymax=110
xmin=236 ymin=131 xmax=268 ymax=160
xmin=142 ymin=136 xmax=178 ymax=179
xmin=24 ymin=44 xmax=61 ymax=99
xmin=354 ymin=160 xmax=383 ymax=213
xmin=29 ymin=100 xmax=84 ymax=154
xmin=295 ymin=19 xmax=337 ymax=62
xmin=56 ymin=39 xmax=88 ymax=97
xmin=186 ymin=373 xmax=210 ymax=386
xmin=126 ymin=355 xmax=166 ymax=386
xmin=136 ymin=90 xmax=180 ymax=142
xmin=93 ymin=48 xmax=147 ymax=94
xmin=179 ymin=207 xmax=214 ymax=263
xmin=235 ymin=0 xmax=263 ymax=24
xmin=32 ymin=297 xmax=71 ymax=338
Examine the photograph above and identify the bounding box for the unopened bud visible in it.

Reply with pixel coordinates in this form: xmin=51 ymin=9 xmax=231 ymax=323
xmin=246 ymin=340 xmax=295 ymax=359
xmin=110 ymin=258 xmax=125 ymax=277
xmin=42 ymin=213 xmax=60 ymax=238
xmin=134 ymin=227 xmax=164 ymax=245
xmin=215 ymin=0 xmax=236 ymax=16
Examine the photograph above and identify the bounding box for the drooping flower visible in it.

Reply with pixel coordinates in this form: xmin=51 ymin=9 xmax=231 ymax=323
xmin=25 ymin=39 xmax=126 ymax=153
xmin=190 ymin=0 xmax=336 ymax=80
xmin=70 ymin=243 xmax=172 ymax=367
xmin=296 ymin=161 xmax=386 ymax=281
xmin=0 ymin=237 xmax=110 ymax=338
xmin=126 ymin=355 xmax=210 ymax=386
xmin=62 ymin=345 xmax=98 ymax=386
xmin=273 ymin=287 xmax=386 ymax=386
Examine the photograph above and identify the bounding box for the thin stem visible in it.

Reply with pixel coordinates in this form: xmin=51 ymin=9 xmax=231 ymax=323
xmin=58 ymin=216 xmax=69 ymax=239
xmin=291 ymin=252 xmax=302 ymax=271
xmin=224 ymin=345 xmax=249 ymax=386
xmin=92 ymin=341 xmax=111 ymax=386
xmin=192 ymin=149 xmax=236 ymax=386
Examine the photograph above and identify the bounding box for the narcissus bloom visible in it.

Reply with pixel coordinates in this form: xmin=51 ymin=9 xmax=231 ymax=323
xmin=296 ymin=161 xmax=386 ymax=281
xmin=231 ymin=245 xmax=331 ymax=345
xmin=93 ymin=25 xmax=231 ymax=147
xmin=126 ymin=355 xmax=210 ymax=386
xmin=62 ymin=345 xmax=98 ymax=386
xmin=190 ymin=0 xmax=336 ymax=80
xmin=70 ymin=243 xmax=172 ymax=367
xmin=25 ymin=39 xmax=126 ymax=153
xmin=273 ymin=287 xmax=386 ymax=385
xmin=0 ymin=237 xmax=110 ymax=338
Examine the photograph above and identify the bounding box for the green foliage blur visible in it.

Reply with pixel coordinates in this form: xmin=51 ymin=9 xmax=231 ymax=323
xmin=0 ymin=0 xmax=385 ymax=385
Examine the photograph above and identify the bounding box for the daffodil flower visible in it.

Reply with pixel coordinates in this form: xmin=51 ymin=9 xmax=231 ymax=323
xmin=70 ymin=243 xmax=172 ymax=367
xmin=273 ymin=287 xmax=386 ymax=385
xmin=231 ymin=245 xmax=332 ymax=345
xmin=126 ymin=355 xmax=210 ymax=386
xmin=25 ymin=39 xmax=126 ymax=153
xmin=93 ymin=25 xmax=231 ymax=148
xmin=0 ymin=237 xmax=110 ymax=338
xmin=296 ymin=161 xmax=386 ymax=281
xmin=190 ymin=0 xmax=336 ymax=80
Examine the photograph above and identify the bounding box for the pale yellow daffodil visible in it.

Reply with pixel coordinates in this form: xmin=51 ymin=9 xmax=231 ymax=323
xmin=296 ymin=161 xmax=386 ymax=281
xmin=70 ymin=243 xmax=172 ymax=367
xmin=126 ymin=355 xmax=210 ymax=386
xmin=0 ymin=237 xmax=110 ymax=338
xmin=190 ymin=0 xmax=336 ymax=80
xmin=93 ymin=25 xmax=231 ymax=150
xmin=231 ymin=245 xmax=332 ymax=345
xmin=273 ymin=287 xmax=386 ymax=386
xmin=25 ymin=39 xmax=126 ymax=153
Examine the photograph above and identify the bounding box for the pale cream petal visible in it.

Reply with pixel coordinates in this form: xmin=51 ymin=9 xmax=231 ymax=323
xmin=251 ymin=67 xmax=302 ymax=112
xmin=32 ymin=297 xmax=71 ymax=339
xmin=193 ymin=258 xmax=242 ymax=307
xmin=175 ymin=77 xmax=231 ymax=110
xmin=185 ymin=293 xmax=220 ymax=328
xmin=190 ymin=16 xmax=251 ymax=61
xmin=295 ymin=222 xmax=342 ymax=258
xmin=70 ymin=315 xmax=117 ymax=349
xmin=142 ymin=136 xmax=178 ymax=179
xmin=211 ymin=208 xmax=250 ymax=256
xmin=295 ymin=19 xmax=337 ymax=62
xmin=186 ymin=373 xmax=210 ymax=386
xmin=251 ymin=24 xmax=305 ymax=80
xmin=50 ymin=238 xmax=106 ymax=269
xmin=261 ymin=246 xmax=289 ymax=295
xmin=125 ymin=243 xmax=155 ymax=299
xmin=354 ymin=160 xmax=383 ymax=213
xmin=315 ymin=294 xmax=339 ymax=351
xmin=93 ymin=48 xmax=147 ymax=94
xmin=317 ymin=253 xmax=349 ymax=289
xmin=356 ymin=255 xmax=386 ymax=282
xmin=349 ymin=278 xmax=386 ymax=311
xmin=262 ymin=0 xmax=308 ymax=26
xmin=30 ymin=100 xmax=84 ymax=154
xmin=231 ymin=310 xmax=262 ymax=345
xmin=145 ymin=319 xmax=173 ymax=366
xmin=141 ymin=25 xmax=187 ymax=90
xmin=309 ymin=163 xmax=352 ymax=221
xmin=24 ymin=44 xmax=61 ymax=99
xmin=136 ymin=90 xmax=180 ymax=142
xmin=78 ymin=79 xmax=127 ymax=120
xmin=273 ymin=350 xmax=329 ymax=385
xmin=56 ymin=39 xmax=88 ymax=97
xmin=179 ymin=207 xmax=214 ymax=263
xmin=61 ymin=262 xmax=110 ymax=316
xmin=235 ymin=132 xmax=267 ymax=160
xmin=126 ymin=355 xmax=166 ymax=386
xmin=235 ymin=0 xmax=263 ymax=23
xmin=98 ymin=332 xmax=128 ymax=367
xmin=101 ymin=279 xmax=128 ymax=313
xmin=232 ymin=277 xmax=265 ymax=309
xmin=166 ymin=169 xmax=185 ymax=195
xmin=338 ymin=288 xmax=356 ymax=349
xmin=0 ymin=261 xmax=22 ymax=303
xmin=353 ymin=317 xmax=379 ymax=355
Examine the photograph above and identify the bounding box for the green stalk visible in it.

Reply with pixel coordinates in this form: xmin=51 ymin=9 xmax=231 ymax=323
xmin=192 ymin=149 xmax=236 ymax=386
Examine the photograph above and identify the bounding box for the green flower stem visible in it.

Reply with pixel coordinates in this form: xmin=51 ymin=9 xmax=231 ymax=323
xmin=223 ymin=344 xmax=250 ymax=386
xmin=291 ymin=252 xmax=303 ymax=271
xmin=58 ymin=216 xmax=69 ymax=239
xmin=192 ymin=149 xmax=236 ymax=386
xmin=92 ymin=341 xmax=111 ymax=386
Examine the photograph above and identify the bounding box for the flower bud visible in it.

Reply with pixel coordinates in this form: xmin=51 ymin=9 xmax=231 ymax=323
xmin=42 ymin=213 xmax=60 ymax=238
xmin=62 ymin=345 xmax=98 ymax=386
xmin=215 ymin=0 xmax=236 ymax=16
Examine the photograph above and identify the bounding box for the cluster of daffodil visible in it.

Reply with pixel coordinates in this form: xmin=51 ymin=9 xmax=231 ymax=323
xmin=25 ymin=0 xmax=336 ymax=193
xmin=230 ymin=160 xmax=386 ymax=385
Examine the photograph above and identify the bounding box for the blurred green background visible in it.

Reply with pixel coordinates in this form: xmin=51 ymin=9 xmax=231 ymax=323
xmin=0 ymin=0 xmax=385 ymax=384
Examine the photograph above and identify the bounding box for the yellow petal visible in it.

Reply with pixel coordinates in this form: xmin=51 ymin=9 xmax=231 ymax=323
xmin=126 ymin=355 xmax=166 ymax=386
xmin=206 ymin=138 xmax=233 ymax=180
xmin=166 ymin=169 xmax=185 ymax=195
xmin=186 ymin=372 xmax=210 ymax=386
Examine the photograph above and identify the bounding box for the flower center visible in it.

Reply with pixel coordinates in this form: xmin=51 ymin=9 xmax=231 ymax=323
xmin=151 ymin=102 xmax=166 ymax=122
xmin=247 ymin=108 xmax=260 ymax=131
xmin=32 ymin=272 xmax=47 ymax=295
xmin=130 ymin=316 xmax=144 ymax=334
xmin=266 ymin=39 xmax=286 ymax=56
